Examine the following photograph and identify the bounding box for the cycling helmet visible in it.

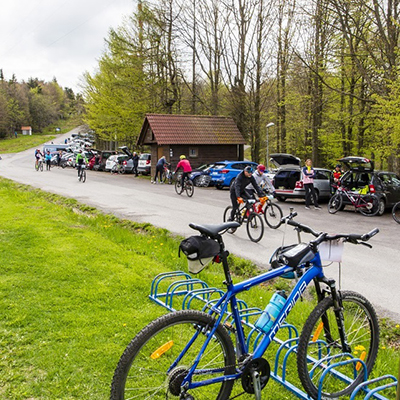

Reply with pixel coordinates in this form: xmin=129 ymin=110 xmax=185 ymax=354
xmin=335 ymin=164 xmax=341 ymax=168
xmin=180 ymin=155 xmax=186 ymax=160
xmin=257 ymin=164 xmax=266 ymax=172
xmin=244 ymin=166 xmax=254 ymax=173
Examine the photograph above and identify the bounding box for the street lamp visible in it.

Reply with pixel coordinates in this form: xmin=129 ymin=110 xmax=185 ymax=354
xmin=266 ymin=122 xmax=275 ymax=169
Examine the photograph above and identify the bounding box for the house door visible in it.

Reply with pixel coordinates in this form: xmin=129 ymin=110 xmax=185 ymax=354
xmin=157 ymin=146 xmax=163 ymax=161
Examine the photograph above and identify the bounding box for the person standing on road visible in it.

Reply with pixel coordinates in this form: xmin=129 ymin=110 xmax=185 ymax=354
xmin=174 ymin=155 xmax=192 ymax=189
xmin=303 ymin=159 xmax=321 ymax=210
xmin=230 ymin=166 xmax=266 ymax=220
xmin=153 ymin=155 xmax=167 ymax=184
xmin=45 ymin=150 xmax=52 ymax=171
xmin=132 ymin=152 xmax=139 ymax=176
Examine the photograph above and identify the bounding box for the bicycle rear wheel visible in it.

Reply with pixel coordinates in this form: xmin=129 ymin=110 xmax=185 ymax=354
xmin=263 ymin=203 xmax=283 ymax=229
xmin=297 ymin=291 xmax=379 ymax=399
xmin=223 ymin=206 xmax=240 ymax=233
xmin=392 ymin=202 xmax=400 ymax=224
xmin=328 ymin=194 xmax=342 ymax=214
xmin=246 ymin=212 xmax=264 ymax=242
xmin=110 ymin=309 xmax=235 ymax=400
xmin=185 ymin=180 xmax=194 ymax=197
xmin=175 ymin=179 xmax=182 ymax=195
xmin=359 ymin=195 xmax=379 ymax=216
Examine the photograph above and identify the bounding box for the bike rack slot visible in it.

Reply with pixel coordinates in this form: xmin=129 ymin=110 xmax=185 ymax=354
xmin=149 ymin=271 xmax=398 ymax=400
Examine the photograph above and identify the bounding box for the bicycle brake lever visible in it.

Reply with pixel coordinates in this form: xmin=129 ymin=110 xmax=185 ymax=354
xmin=359 ymin=242 xmax=372 ymax=249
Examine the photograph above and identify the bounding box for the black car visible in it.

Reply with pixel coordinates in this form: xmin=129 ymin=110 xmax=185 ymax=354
xmin=338 ymin=156 xmax=400 ymax=215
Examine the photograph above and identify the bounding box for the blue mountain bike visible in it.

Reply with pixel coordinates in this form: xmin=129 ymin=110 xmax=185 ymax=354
xmin=111 ymin=212 xmax=379 ymax=400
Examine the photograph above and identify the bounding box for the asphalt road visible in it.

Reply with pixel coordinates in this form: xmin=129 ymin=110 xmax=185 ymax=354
xmin=1 ymin=128 xmax=400 ymax=322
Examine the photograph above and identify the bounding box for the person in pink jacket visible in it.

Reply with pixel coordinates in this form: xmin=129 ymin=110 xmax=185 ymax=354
xmin=302 ymin=159 xmax=321 ymax=210
xmin=175 ymin=155 xmax=192 ymax=191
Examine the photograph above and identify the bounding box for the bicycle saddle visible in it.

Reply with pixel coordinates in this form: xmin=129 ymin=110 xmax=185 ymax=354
xmin=189 ymin=222 xmax=240 ymax=238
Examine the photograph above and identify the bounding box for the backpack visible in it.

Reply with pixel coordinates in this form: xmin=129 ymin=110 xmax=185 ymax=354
xmin=179 ymin=236 xmax=220 ymax=274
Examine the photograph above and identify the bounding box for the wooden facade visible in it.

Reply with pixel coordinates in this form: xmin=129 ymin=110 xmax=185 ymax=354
xmin=137 ymin=114 xmax=245 ymax=177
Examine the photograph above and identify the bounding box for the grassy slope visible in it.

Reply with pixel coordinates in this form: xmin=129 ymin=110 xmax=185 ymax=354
xmin=0 ymin=178 xmax=398 ymax=399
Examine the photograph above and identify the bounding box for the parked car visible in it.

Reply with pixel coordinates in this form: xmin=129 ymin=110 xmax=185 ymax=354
xmin=209 ymin=160 xmax=259 ymax=189
xmin=270 ymin=153 xmax=333 ymax=202
xmin=138 ymin=153 xmax=151 ymax=175
xmin=337 ymin=156 xmax=400 ymax=216
xmin=91 ymin=149 xmax=118 ymax=171
xmin=105 ymin=155 xmax=129 ymax=172
xmin=118 ymin=146 xmax=135 ymax=174
xmin=190 ymin=164 xmax=215 ymax=187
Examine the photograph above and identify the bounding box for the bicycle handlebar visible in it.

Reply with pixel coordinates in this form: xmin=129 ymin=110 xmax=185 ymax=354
xmin=281 ymin=210 xmax=379 ymax=246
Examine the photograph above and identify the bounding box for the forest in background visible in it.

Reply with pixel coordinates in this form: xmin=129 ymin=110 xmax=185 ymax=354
xmin=0 ymin=71 xmax=84 ymax=138
xmin=83 ymin=0 xmax=400 ymax=173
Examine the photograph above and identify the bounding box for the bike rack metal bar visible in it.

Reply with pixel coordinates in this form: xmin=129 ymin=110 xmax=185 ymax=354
xmin=149 ymin=271 xmax=398 ymax=400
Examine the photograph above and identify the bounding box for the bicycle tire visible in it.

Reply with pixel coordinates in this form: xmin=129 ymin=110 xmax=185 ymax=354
xmin=110 ymin=309 xmax=235 ymax=400
xmin=185 ymin=180 xmax=194 ymax=197
xmin=392 ymin=202 xmax=400 ymax=224
xmin=359 ymin=195 xmax=379 ymax=217
xmin=35 ymin=163 xmax=39 ymax=171
xmin=39 ymin=162 xmax=43 ymax=172
xmin=297 ymin=291 xmax=379 ymax=399
xmin=223 ymin=206 xmax=240 ymax=233
xmin=328 ymin=194 xmax=342 ymax=214
xmin=175 ymin=179 xmax=183 ymax=195
xmin=81 ymin=169 xmax=86 ymax=183
xmin=263 ymin=203 xmax=283 ymax=229
xmin=246 ymin=212 xmax=264 ymax=242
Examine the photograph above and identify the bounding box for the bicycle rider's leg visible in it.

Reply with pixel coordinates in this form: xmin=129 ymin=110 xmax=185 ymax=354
xmin=229 ymin=189 xmax=239 ymax=220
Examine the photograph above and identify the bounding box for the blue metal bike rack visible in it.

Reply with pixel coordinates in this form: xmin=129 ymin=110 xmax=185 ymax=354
xmin=149 ymin=271 xmax=398 ymax=399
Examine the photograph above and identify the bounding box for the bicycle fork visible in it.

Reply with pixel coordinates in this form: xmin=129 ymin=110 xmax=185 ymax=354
xmin=314 ymin=277 xmax=351 ymax=353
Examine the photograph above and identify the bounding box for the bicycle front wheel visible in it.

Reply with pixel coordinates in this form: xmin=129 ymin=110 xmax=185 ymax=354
xmin=39 ymin=162 xmax=43 ymax=172
xmin=359 ymin=195 xmax=379 ymax=216
xmin=297 ymin=291 xmax=379 ymax=399
xmin=392 ymin=202 xmax=400 ymax=224
xmin=246 ymin=212 xmax=264 ymax=242
xmin=110 ymin=309 xmax=235 ymax=400
xmin=81 ymin=169 xmax=86 ymax=183
xmin=185 ymin=180 xmax=194 ymax=197
xmin=328 ymin=194 xmax=342 ymax=214
xmin=263 ymin=203 xmax=283 ymax=229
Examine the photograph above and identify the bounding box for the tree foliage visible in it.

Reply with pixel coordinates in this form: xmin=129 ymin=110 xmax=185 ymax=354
xmin=0 ymin=70 xmax=81 ymax=138
xmin=82 ymin=0 xmax=400 ymax=173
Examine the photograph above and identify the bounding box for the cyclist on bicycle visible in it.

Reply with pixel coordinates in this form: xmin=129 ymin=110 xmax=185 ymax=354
xmin=246 ymin=164 xmax=275 ymax=195
xmin=174 ymin=155 xmax=192 ymax=189
xmin=76 ymin=149 xmax=88 ymax=177
xmin=35 ymin=149 xmax=43 ymax=167
xmin=230 ymin=165 xmax=266 ymax=220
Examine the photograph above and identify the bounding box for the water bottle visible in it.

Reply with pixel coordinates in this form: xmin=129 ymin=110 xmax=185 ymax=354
xmin=255 ymin=291 xmax=287 ymax=334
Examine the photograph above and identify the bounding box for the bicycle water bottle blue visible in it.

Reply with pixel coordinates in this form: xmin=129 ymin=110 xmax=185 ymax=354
xmin=255 ymin=291 xmax=287 ymax=334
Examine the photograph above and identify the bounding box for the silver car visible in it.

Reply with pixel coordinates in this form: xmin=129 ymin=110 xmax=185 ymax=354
xmin=270 ymin=154 xmax=333 ymax=203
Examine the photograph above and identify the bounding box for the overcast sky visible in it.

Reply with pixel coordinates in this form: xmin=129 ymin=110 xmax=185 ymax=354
xmin=0 ymin=0 xmax=135 ymax=93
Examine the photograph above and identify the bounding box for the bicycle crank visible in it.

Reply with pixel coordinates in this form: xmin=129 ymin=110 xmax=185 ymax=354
xmin=241 ymin=358 xmax=270 ymax=398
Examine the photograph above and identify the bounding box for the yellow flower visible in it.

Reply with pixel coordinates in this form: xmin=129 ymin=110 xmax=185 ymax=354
xmin=123 ymin=323 xmax=127 ymax=327
xmin=160 ymin=243 xmax=164 ymax=246
xmin=354 ymin=345 xmax=366 ymax=351
xmin=381 ymin=346 xmax=386 ymax=350
xmin=396 ymin=324 xmax=399 ymax=328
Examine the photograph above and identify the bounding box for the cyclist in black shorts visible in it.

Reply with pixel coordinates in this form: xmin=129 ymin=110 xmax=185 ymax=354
xmin=230 ymin=166 xmax=265 ymax=220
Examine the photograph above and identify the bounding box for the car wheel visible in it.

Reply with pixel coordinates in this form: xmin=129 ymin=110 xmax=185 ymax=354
xmin=377 ymin=198 xmax=386 ymax=216
xmin=216 ymin=183 xmax=223 ymax=190
xmin=276 ymin=196 xmax=286 ymax=202
xmin=193 ymin=176 xmax=201 ymax=187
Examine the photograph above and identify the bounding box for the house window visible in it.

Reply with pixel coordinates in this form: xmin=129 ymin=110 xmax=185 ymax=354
xmin=189 ymin=147 xmax=198 ymax=158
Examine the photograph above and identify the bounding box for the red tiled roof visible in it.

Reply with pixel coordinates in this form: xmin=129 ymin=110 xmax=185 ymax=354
xmin=138 ymin=114 xmax=245 ymax=145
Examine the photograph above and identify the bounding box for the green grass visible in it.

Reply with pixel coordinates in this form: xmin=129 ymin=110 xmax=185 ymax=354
xmin=0 ymin=177 xmax=398 ymax=399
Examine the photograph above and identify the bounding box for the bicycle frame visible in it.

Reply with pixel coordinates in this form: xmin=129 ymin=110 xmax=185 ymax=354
xmin=338 ymin=187 xmax=370 ymax=210
xmin=178 ymin=249 xmax=326 ymax=390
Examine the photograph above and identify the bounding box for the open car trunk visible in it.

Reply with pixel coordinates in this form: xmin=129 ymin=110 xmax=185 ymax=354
xmin=273 ymin=169 xmax=301 ymax=190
